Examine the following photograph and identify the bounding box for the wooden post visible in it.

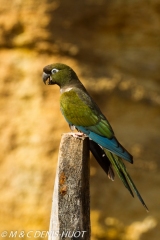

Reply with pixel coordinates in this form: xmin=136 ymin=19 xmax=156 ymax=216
xmin=48 ymin=133 xmax=90 ymax=240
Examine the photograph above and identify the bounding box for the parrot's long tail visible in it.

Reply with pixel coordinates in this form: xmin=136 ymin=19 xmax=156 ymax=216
xmin=103 ymin=148 xmax=148 ymax=211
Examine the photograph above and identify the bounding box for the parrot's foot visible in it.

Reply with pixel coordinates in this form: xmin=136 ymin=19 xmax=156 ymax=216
xmin=69 ymin=124 xmax=76 ymax=131
xmin=68 ymin=132 xmax=86 ymax=138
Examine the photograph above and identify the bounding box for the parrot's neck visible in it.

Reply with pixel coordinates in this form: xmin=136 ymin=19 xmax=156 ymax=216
xmin=60 ymin=81 xmax=87 ymax=94
xmin=60 ymin=87 xmax=73 ymax=93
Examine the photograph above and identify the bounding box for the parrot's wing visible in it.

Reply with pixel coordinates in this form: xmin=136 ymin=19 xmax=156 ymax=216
xmin=60 ymin=87 xmax=114 ymax=138
xmin=60 ymin=88 xmax=133 ymax=163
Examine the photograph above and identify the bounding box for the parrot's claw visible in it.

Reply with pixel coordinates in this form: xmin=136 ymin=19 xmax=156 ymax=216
xmin=68 ymin=132 xmax=86 ymax=138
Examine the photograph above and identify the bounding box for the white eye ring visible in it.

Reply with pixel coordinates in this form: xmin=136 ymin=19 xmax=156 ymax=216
xmin=51 ymin=68 xmax=59 ymax=74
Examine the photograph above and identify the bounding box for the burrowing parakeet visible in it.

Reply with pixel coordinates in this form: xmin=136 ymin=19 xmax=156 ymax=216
xmin=42 ymin=63 xmax=148 ymax=211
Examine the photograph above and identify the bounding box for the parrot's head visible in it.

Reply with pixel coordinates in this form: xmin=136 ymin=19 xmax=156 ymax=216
xmin=42 ymin=63 xmax=81 ymax=89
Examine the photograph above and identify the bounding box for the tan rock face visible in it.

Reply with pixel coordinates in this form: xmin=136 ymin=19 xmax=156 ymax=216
xmin=0 ymin=1 xmax=159 ymax=239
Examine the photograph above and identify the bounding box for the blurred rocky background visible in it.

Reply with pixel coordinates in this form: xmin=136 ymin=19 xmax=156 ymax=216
xmin=0 ymin=0 xmax=160 ymax=239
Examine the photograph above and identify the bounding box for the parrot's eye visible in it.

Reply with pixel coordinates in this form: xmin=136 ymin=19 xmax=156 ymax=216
xmin=51 ymin=68 xmax=59 ymax=74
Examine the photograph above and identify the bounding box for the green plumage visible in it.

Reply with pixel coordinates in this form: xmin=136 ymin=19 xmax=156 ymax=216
xmin=60 ymin=88 xmax=114 ymax=138
xmin=103 ymin=150 xmax=147 ymax=205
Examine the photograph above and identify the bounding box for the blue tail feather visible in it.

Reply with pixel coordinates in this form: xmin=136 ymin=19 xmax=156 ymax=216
xmin=76 ymin=126 xmax=133 ymax=163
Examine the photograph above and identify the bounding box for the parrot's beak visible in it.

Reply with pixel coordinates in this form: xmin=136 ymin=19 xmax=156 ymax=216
xmin=42 ymin=72 xmax=55 ymax=85
xmin=42 ymin=72 xmax=50 ymax=85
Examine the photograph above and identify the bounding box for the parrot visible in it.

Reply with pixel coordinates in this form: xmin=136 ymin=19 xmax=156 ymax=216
xmin=42 ymin=63 xmax=148 ymax=211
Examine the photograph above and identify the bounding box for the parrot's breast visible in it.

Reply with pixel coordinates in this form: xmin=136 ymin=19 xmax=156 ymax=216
xmin=60 ymin=90 xmax=99 ymax=127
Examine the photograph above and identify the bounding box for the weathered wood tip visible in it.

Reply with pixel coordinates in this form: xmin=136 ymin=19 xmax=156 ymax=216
xmin=49 ymin=132 xmax=90 ymax=240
